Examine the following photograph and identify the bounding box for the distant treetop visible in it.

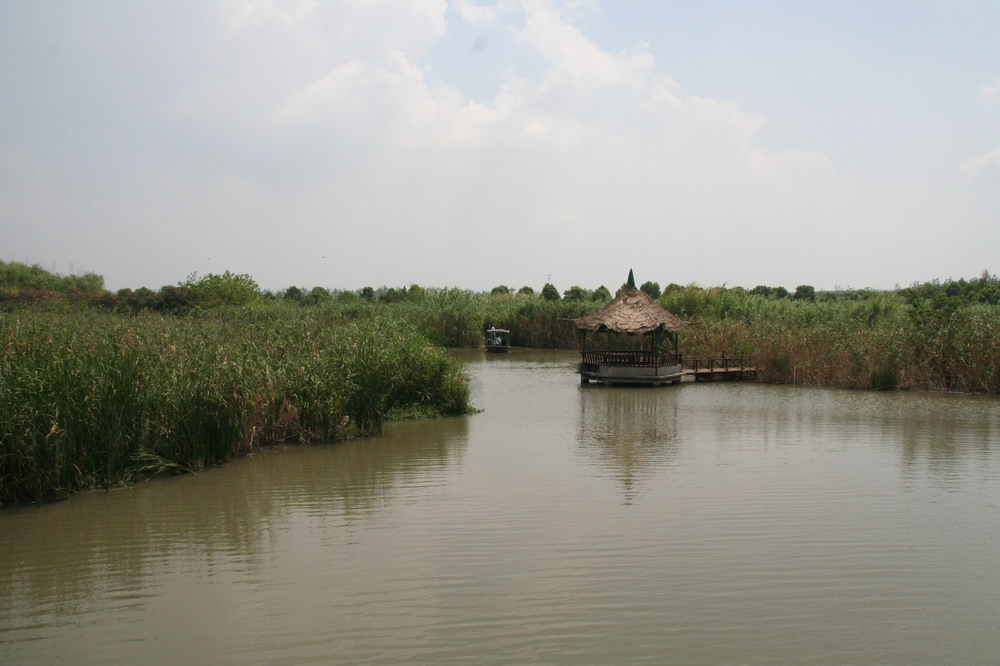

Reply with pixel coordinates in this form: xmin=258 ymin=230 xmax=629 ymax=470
xmin=0 ymin=260 xmax=105 ymax=294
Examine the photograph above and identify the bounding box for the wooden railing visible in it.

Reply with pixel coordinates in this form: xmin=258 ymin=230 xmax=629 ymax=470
xmin=580 ymin=351 xmax=681 ymax=367
xmin=681 ymin=355 xmax=755 ymax=373
xmin=580 ymin=351 xmax=756 ymax=372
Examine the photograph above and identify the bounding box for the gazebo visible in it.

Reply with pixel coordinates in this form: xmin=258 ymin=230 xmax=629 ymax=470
xmin=574 ymin=271 xmax=691 ymax=386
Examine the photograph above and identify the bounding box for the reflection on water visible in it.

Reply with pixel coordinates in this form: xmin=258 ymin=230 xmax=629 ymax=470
xmin=2 ymin=349 xmax=1000 ymax=665
xmin=578 ymin=387 xmax=679 ymax=504
xmin=0 ymin=416 xmax=469 ymax=664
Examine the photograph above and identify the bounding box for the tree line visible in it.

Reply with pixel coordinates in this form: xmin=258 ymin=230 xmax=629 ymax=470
xmin=1 ymin=260 xmax=997 ymax=313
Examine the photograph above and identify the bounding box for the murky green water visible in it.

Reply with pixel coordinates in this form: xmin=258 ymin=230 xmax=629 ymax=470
xmin=3 ymin=349 xmax=1000 ymax=664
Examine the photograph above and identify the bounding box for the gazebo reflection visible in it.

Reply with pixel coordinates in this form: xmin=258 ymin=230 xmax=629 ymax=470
xmin=576 ymin=386 xmax=680 ymax=504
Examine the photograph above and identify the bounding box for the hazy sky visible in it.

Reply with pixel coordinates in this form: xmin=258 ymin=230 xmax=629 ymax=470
xmin=2 ymin=1 xmax=998 ymax=293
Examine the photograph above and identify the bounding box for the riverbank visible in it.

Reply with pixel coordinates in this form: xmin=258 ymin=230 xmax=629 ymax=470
xmin=0 ymin=309 xmax=473 ymax=506
xmin=4 ymin=273 xmax=998 ymax=504
xmin=5 ymin=350 xmax=999 ymax=664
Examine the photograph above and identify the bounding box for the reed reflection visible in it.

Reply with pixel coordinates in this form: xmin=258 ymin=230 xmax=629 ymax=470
xmin=576 ymin=386 xmax=680 ymax=503
xmin=889 ymin=392 xmax=1000 ymax=476
xmin=0 ymin=415 xmax=469 ymax=647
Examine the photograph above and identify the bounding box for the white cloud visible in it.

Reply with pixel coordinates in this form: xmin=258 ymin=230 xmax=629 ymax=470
xmin=184 ymin=0 xmax=838 ymax=287
xmin=516 ymin=1 xmax=638 ymax=96
xmin=279 ymin=60 xmax=369 ymax=123
xmin=454 ymin=0 xmax=515 ymax=27
xmin=223 ymin=0 xmax=320 ymax=31
xmin=962 ymin=146 xmax=1000 ymax=177
xmin=1 ymin=0 xmax=851 ymax=291
xmin=981 ymin=77 xmax=1000 ymax=101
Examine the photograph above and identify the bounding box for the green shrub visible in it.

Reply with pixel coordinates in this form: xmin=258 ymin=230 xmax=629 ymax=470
xmin=182 ymin=271 xmax=263 ymax=308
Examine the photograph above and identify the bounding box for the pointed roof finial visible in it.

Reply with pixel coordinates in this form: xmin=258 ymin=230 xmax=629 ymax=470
xmin=627 ymin=269 xmax=636 ymax=288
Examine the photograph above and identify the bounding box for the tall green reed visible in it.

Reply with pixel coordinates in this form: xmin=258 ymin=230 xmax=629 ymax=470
xmin=0 ymin=308 xmax=472 ymax=505
xmin=671 ymin=290 xmax=999 ymax=393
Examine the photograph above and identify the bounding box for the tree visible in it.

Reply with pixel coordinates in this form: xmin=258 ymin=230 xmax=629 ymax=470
xmin=0 ymin=260 xmax=105 ymax=293
xmin=66 ymin=272 xmax=105 ymax=294
xmin=182 ymin=271 xmax=262 ymax=307
xmin=407 ymin=284 xmax=427 ymax=300
xmin=793 ymin=285 xmax=816 ymax=302
xmin=491 ymin=285 xmax=511 ymax=296
xmin=305 ymin=286 xmax=332 ymax=305
xmin=517 ymin=286 xmax=535 ymax=296
xmin=592 ymin=285 xmax=612 ymax=301
xmin=283 ymin=286 xmax=304 ymax=303
xmin=381 ymin=287 xmax=405 ymax=303
xmin=640 ymin=281 xmax=661 ymax=300
xmin=158 ymin=285 xmax=193 ymax=313
xmin=541 ymin=283 xmax=561 ymax=301
xmin=359 ymin=286 xmax=375 ymax=302
xmin=563 ymin=285 xmax=588 ymax=301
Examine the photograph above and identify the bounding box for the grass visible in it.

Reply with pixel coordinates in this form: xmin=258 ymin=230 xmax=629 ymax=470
xmin=4 ymin=280 xmax=998 ymax=505
xmin=0 ymin=308 xmax=472 ymax=505
xmin=665 ymin=288 xmax=1000 ymax=393
xmin=366 ymin=285 xmax=999 ymax=393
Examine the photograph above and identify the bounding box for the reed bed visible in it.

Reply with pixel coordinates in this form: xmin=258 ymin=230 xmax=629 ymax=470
xmin=367 ymin=290 xmax=594 ymax=348
xmin=372 ymin=285 xmax=999 ymax=393
xmin=482 ymin=295 xmax=595 ymax=348
xmin=670 ymin=290 xmax=1000 ymax=393
xmin=383 ymin=289 xmax=485 ymax=348
xmin=0 ymin=309 xmax=472 ymax=505
xmin=4 ymin=281 xmax=997 ymax=504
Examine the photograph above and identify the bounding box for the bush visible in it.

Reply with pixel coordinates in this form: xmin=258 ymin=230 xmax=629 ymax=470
xmin=182 ymin=271 xmax=263 ymax=308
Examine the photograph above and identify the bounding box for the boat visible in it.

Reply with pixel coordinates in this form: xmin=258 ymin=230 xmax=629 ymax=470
xmin=484 ymin=326 xmax=511 ymax=353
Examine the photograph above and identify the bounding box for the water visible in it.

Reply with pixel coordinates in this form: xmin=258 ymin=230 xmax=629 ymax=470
xmin=3 ymin=349 xmax=1000 ymax=664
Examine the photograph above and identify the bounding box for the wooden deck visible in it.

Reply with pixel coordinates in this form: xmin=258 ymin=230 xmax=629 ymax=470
xmin=681 ymin=355 xmax=756 ymax=382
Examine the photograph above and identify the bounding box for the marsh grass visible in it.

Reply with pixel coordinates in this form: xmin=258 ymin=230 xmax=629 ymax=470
xmin=671 ymin=290 xmax=1000 ymax=393
xmin=373 ymin=286 xmax=998 ymax=393
xmin=4 ymin=283 xmax=997 ymax=504
xmin=482 ymin=295 xmax=594 ymax=348
xmin=0 ymin=309 xmax=472 ymax=505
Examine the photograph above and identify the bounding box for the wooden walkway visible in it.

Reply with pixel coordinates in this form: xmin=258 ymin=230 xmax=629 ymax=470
xmin=681 ymin=355 xmax=756 ymax=382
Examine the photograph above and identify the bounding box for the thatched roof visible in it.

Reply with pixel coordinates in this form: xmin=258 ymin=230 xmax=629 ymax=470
xmin=574 ymin=283 xmax=689 ymax=335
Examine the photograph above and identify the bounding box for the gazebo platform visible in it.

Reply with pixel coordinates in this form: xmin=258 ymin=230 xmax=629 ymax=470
xmin=578 ymin=352 xmax=757 ymax=386
xmin=578 ymin=350 xmax=683 ymax=386
xmin=573 ymin=272 xmax=691 ymax=388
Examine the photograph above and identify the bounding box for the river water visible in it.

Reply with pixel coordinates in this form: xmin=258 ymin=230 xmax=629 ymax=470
xmin=3 ymin=349 xmax=1000 ymax=664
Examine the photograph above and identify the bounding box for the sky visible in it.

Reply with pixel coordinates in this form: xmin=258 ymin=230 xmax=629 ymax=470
xmin=1 ymin=0 xmax=998 ymax=294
